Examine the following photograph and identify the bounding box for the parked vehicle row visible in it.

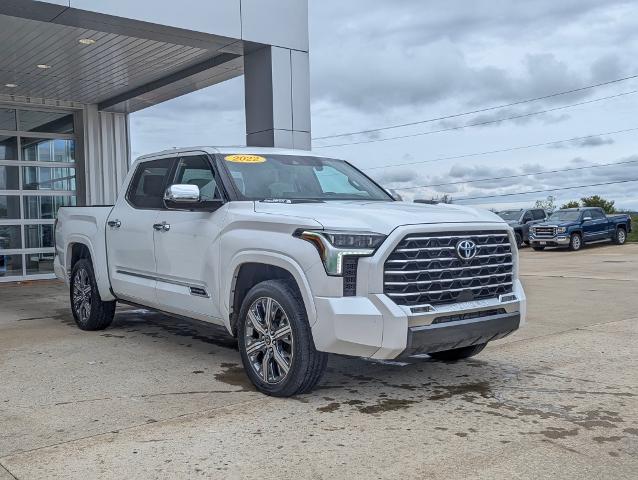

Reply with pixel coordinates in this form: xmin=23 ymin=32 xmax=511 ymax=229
xmin=528 ymin=207 xmax=631 ymax=251
xmin=55 ymin=147 xmax=526 ymax=396
xmin=497 ymin=207 xmax=632 ymax=252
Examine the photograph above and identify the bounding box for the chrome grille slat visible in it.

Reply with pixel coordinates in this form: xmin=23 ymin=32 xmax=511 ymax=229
xmin=386 ymin=252 xmax=512 ymax=264
xmin=396 ymin=243 xmax=506 ymax=253
xmin=386 ymin=281 xmax=514 ymax=297
xmin=384 ymin=230 xmax=514 ymax=306
xmin=385 ymin=272 xmax=511 ymax=286
xmin=408 ymin=233 xmax=508 ymax=241
xmin=385 ymin=262 xmax=513 ymax=274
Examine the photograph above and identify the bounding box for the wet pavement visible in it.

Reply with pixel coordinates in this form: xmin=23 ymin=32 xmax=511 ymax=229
xmin=1 ymin=244 xmax=637 ymax=479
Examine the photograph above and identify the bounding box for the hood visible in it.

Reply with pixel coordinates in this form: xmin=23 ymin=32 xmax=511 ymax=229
xmin=254 ymin=200 xmax=505 ymax=235
xmin=534 ymin=220 xmax=579 ymax=228
xmin=504 ymin=220 xmax=521 ymax=227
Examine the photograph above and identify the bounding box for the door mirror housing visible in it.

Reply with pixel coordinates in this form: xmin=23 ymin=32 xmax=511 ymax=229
xmin=164 ymin=184 xmax=225 ymax=211
xmin=164 ymin=184 xmax=200 ymax=203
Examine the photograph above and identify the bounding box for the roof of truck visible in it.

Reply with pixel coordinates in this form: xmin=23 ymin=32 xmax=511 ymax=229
xmin=136 ymin=146 xmax=324 ymax=161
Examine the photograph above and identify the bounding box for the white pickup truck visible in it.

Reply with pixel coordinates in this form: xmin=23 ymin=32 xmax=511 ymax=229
xmin=54 ymin=147 xmax=526 ymax=396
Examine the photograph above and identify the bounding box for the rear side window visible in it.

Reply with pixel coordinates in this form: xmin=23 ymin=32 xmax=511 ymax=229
xmin=127 ymin=158 xmax=173 ymax=209
xmin=533 ymin=209 xmax=546 ymax=220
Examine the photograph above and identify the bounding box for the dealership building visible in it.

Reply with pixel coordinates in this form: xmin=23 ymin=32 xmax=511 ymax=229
xmin=0 ymin=0 xmax=311 ymax=281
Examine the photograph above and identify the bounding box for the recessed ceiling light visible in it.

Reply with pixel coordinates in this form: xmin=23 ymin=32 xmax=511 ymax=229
xmin=36 ymin=64 xmax=51 ymax=69
xmin=78 ymin=38 xmax=96 ymax=45
xmin=5 ymin=83 xmax=18 ymax=88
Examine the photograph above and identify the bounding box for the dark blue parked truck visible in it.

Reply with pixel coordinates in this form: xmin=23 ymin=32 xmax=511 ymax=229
xmin=496 ymin=208 xmax=548 ymax=247
xmin=529 ymin=207 xmax=632 ymax=251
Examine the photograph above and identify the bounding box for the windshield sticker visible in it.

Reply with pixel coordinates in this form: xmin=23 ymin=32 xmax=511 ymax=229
xmin=225 ymin=154 xmax=266 ymax=163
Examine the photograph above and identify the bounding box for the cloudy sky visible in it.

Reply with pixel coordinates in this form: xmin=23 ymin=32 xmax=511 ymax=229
xmin=131 ymin=0 xmax=638 ymax=211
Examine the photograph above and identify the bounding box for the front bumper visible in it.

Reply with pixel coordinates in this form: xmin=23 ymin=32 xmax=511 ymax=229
xmin=311 ymin=279 xmax=526 ymax=360
xmin=529 ymin=235 xmax=570 ymax=246
xmin=399 ymin=311 xmax=520 ymax=357
xmin=308 ymin=222 xmax=526 ymax=360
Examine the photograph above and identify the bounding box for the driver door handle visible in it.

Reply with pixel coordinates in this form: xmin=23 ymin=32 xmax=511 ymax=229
xmin=107 ymin=219 xmax=121 ymax=228
xmin=153 ymin=222 xmax=171 ymax=232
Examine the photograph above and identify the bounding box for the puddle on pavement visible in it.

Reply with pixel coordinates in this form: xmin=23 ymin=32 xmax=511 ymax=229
xmin=214 ymin=363 xmax=254 ymax=392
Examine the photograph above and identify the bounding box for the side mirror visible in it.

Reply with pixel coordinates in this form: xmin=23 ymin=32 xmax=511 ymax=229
xmin=164 ymin=184 xmax=225 ymax=212
xmin=164 ymin=184 xmax=200 ymax=203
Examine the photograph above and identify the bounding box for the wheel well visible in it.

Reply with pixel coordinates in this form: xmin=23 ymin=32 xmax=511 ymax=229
xmin=230 ymin=263 xmax=300 ymax=336
xmin=617 ymin=224 xmax=626 ymax=231
xmin=70 ymin=243 xmax=92 ymax=270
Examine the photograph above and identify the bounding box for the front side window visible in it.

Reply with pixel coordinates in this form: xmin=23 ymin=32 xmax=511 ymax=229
xmin=221 ymin=154 xmax=392 ymax=201
xmin=590 ymin=209 xmax=605 ymax=220
xmin=172 ymin=156 xmax=221 ymax=201
xmin=533 ymin=209 xmax=546 ymax=220
xmin=127 ymin=158 xmax=173 ymax=209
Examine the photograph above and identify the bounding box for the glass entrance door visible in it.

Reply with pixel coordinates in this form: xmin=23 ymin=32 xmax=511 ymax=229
xmin=0 ymin=106 xmax=79 ymax=281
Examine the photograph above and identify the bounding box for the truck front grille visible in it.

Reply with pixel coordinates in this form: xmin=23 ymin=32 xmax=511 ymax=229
xmin=533 ymin=226 xmax=556 ymax=238
xmin=384 ymin=230 xmax=514 ymax=307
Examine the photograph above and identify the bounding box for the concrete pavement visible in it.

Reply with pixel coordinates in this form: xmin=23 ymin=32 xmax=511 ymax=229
xmin=1 ymin=244 xmax=637 ymax=479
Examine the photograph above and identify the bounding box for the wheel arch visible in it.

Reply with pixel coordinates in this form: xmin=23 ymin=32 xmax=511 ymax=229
xmin=64 ymin=235 xmax=115 ymax=301
xmin=224 ymin=252 xmax=317 ymax=336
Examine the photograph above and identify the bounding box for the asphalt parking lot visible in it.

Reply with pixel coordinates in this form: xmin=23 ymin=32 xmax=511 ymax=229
xmin=1 ymin=244 xmax=637 ymax=479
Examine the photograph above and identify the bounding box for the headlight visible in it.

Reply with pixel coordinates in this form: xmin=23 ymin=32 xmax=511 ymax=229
xmin=294 ymin=229 xmax=386 ymax=276
xmin=556 ymin=227 xmax=567 ymax=234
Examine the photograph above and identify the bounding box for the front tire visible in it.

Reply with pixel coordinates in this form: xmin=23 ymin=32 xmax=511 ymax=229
xmin=514 ymin=232 xmax=523 ymax=248
xmin=569 ymin=233 xmax=582 ymax=251
xmin=429 ymin=343 xmax=487 ymax=361
xmin=70 ymin=259 xmax=115 ymax=330
xmin=238 ymin=279 xmax=327 ymax=397
xmin=532 ymin=245 xmax=545 ymax=251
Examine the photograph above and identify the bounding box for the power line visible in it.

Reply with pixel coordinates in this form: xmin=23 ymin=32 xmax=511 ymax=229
xmin=315 ymin=89 xmax=638 ymax=149
xmin=362 ymin=127 xmax=638 ymax=171
xmin=453 ymin=179 xmax=638 ymax=202
xmin=313 ymin=73 xmax=638 ymax=141
xmin=392 ymin=159 xmax=638 ymax=190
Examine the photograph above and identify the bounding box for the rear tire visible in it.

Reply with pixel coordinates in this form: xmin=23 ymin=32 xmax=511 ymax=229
xmin=70 ymin=259 xmax=115 ymax=331
xmin=429 ymin=343 xmax=487 ymax=361
xmin=569 ymin=233 xmax=582 ymax=251
xmin=238 ymin=279 xmax=327 ymax=397
xmin=613 ymin=227 xmax=627 ymax=245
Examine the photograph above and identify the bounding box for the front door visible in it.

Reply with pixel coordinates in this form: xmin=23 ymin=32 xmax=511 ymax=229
xmin=153 ymin=155 xmax=227 ymax=322
xmin=106 ymin=157 xmax=173 ymax=307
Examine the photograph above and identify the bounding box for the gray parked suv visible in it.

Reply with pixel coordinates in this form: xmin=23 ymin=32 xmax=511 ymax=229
xmin=496 ymin=208 xmax=548 ymax=247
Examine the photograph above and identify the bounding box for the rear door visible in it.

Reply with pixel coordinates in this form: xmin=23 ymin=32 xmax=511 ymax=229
xmin=106 ymin=158 xmax=173 ymax=307
xmin=589 ymin=209 xmax=608 ymax=240
xmin=153 ymin=155 xmax=227 ymax=322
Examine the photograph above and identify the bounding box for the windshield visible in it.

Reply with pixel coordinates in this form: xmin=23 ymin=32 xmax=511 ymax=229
xmin=497 ymin=210 xmax=522 ymax=221
xmin=220 ymin=154 xmax=393 ymax=201
xmin=549 ymin=210 xmax=581 ymax=221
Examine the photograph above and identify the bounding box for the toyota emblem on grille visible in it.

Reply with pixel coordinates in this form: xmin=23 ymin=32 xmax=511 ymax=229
xmin=456 ymin=239 xmax=478 ymax=261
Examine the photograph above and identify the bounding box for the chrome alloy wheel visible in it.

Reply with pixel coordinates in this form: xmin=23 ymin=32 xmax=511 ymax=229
xmin=618 ymin=229 xmax=626 ymax=244
xmin=72 ymin=267 xmax=92 ymax=322
xmin=244 ymin=297 xmax=294 ymax=384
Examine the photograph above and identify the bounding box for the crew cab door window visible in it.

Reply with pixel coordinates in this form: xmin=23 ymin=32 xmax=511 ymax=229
xmin=171 ymin=156 xmax=221 ymax=201
xmin=127 ymin=158 xmax=173 ymax=209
